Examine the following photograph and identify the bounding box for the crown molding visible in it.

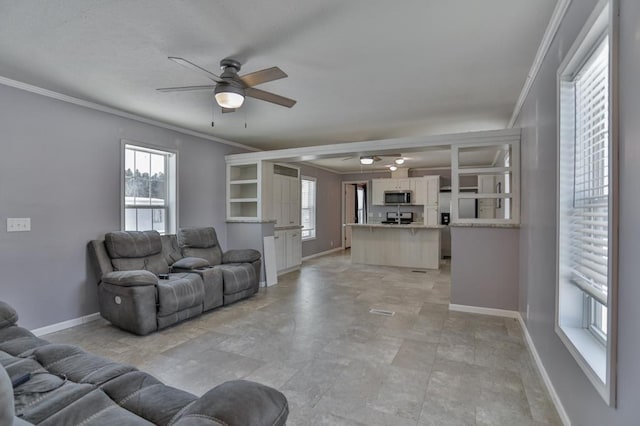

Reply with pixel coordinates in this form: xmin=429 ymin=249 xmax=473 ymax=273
xmin=508 ymin=0 xmax=572 ymax=127
xmin=0 ymin=75 xmax=259 ymax=152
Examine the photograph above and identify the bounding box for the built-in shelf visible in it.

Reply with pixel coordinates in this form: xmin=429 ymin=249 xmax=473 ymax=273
xmin=227 ymin=163 xmax=261 ymax=220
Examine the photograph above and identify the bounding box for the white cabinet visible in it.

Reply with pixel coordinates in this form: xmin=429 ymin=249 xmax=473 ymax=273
xmin=371 ymin=178 xmax=411 ymax=205
xmin=425 ymin=176 xmax=439 ymax=205
xmin=477 ymin=175 xmax=496 ymax=219
xmin=373 ymin=177 xmax=439 ymax=206
xmin=272 ymin=166 xmax=300 ymax=227
xmin=425 ymin=206 xmax=439 ymax=226
xmin=274 ymin=229 xmax=302 ymax=273
xmin=371 ymin=179 xmax=390 ymax=205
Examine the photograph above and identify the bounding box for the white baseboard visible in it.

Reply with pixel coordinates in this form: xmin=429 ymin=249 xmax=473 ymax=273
xmin=302 ymin=247 xmax=344 ymax=261
xmin=518 ymin=315 xmax=571 ymax=426
xmin=31 ymin=312 xmax=101 ymax=337
xmin=448 ymin=303 xmax=520 ymax=318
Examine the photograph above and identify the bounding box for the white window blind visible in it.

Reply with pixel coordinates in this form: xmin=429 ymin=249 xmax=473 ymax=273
xmin=570 ymin=39 xmax=609 ymax=306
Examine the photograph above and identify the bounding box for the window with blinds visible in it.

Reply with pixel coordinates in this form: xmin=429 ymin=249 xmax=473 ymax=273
xmin=301 ymin=177 xmax=316 ymax=240
xmin=571 ymin=38 xmax=610 ymax=338
xmin=556 ymin=1 xmax=616 ymax=405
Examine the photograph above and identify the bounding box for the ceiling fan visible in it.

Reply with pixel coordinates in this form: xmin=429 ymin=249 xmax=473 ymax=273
xmin=341 ymin=153 xmax=404 ymax=165
xmin=157 ymin=57 xmax=296 ymax=112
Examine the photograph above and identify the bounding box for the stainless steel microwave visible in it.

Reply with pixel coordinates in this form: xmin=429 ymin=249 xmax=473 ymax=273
xmin=384 ymin=190 xmax=412 ymax=205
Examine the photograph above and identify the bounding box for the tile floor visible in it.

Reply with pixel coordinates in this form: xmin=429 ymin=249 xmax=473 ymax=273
xmin=45 ymin=251 xmax=561 ymax=425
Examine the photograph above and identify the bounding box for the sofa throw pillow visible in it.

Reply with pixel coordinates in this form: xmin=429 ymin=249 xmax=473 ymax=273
xmin=0 ymin=301 xmax=18 ymax=329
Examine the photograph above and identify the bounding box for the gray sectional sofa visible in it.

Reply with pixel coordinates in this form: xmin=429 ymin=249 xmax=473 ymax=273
xmin=89 ymin=227 xmax=261 ymax=335
xmin=0 ymin=301 xmax=288 ymax=425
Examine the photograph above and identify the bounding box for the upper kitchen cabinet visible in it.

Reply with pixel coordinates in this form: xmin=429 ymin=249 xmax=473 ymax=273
xmin=412 ymin=176 xmax=439 ymax=206
xmin=372 ymin=176 xmax=438 ymax=206
xmin=271 ymin=164 xmax=300 ymax=227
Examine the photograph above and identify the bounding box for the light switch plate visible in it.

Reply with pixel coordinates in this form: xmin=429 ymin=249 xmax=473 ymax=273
xmin=7 ymin=218 xmax=31 ymax=232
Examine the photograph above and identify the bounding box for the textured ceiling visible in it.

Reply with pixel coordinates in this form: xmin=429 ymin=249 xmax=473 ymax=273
xmin=0 ymin=0 xmax=556 ymax=151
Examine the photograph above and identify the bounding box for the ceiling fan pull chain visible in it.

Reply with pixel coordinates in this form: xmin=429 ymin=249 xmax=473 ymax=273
xmin=244 ymin=108 xmax=247 ymax=129
xmin=211 ymin=100 xmax=215 ymax=127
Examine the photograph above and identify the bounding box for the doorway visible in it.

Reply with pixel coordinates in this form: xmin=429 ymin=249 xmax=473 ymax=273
xmin=342 ymin=181 xmax=368 ymax=249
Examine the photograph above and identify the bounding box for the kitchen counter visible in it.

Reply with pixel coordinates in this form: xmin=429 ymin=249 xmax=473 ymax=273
xmin=348 ymin=223 xmax=441 ymax=269
xmin=349 ymin=223 xmax=445 ymax=229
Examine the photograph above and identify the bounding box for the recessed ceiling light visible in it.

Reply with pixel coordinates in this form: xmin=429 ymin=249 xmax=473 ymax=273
xmin=360 ymin=156 xmax=374 ymax=165
xmin=394 ymin=158 xmax=405 ymax=165
xmin=389 ymin=165 xmax=398 ymax=171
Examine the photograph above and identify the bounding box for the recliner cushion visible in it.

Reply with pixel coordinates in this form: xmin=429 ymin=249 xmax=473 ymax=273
xmin=105 ymin=231 xmax=163 ymax=259
xmin=214 ymin=264 xmax=256 ymax=295
xmin=178 ymin=227 xmax=219 ymax=249
xmin=0 ymin=301 xmax=18 ymax=329
xmin=179 ymin=228 xmax=223 ymax=266
xmin=110 ymin=253 xmax=170 ymax=276
xmin=157 ymin=273 xmax=205 ymax=316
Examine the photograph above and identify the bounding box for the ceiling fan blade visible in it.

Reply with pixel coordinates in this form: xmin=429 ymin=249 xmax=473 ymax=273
xmin=245 ymin=87 xmax=296 ymax=108
xmin=156 ymin=85 xmax=216 ymax=93
xmin=221 ymin=107 xmax=236 ymax=114
xmin=168 ymin=57 xmax=222 ymax=82
xmin=240 ymin=67 xmax=287 ymax=87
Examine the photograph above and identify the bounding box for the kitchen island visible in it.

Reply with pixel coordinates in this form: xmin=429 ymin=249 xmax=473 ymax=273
xmin=349 ymin=223 xmax=443 ymax=269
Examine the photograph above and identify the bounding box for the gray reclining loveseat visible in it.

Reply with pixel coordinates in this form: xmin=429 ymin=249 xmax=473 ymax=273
xmin=0 ymin=301 xmax=288 ymax=425
xmin=89 ymin=227 xmax=261 ymax=335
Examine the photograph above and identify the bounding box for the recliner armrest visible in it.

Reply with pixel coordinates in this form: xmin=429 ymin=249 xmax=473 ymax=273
xmin=171 ymin=257 xmax=210 ymax=270
xmin=102 ymin=271 xmax=158 ymax=287
xmin=171 ymin=380 xmax=288 ymax=426
xmin=222 ymin=249 xmax=261 ymax=264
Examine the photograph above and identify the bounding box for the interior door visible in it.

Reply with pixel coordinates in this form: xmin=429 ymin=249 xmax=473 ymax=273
xmin=344 ymin=184 xmax=356 ymax=248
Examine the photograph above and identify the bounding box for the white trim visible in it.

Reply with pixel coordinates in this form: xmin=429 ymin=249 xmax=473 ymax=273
xmin=31 ymin=312 xmax=101 ymax=337
xmin=0 ymin=75 xmax=257 ymax=152
xmin=508 ymin=0 xmax=572 ymax=127
xmin=519 ymin=315 xmax=572 ymax=426
xmin=226 ymin=129 xmax=522 ymax=165
xmin=448 ymin=303 xmax=520 ymax=318
xmin=302 ymin=247 xmax=343 ymax=261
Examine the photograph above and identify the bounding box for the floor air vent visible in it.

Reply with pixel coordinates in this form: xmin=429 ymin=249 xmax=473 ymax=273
xmin=369 ymin=308 xmax=395 ymax=316
xmin=411 ymin=270 xmax=427 ymax=274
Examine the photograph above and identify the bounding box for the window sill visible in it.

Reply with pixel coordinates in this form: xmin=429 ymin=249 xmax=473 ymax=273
xmin=302 ymin=237 xmax=316 ymax=242
xmin=556 ymin=324 xmax=609 ymax=402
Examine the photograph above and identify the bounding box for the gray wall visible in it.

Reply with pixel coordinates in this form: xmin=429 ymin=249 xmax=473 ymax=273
xmin=0 ymin=83 xmax=242 ymax=330
xmin=450 ymin=227 xmax=519 ymax=310
xmin=517 ymin=0 xmax=640 ymax=423
xmin=298 ymin=165 xmax=342 ymax=258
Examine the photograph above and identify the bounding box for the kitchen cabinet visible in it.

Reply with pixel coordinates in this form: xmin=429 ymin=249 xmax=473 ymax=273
xmin=274 ymin=229 xmax=302 ymax=273
xmin=371 ymin=178 xmax=422 ymax=206
xmin=412 ymin=176 xmax=439 ymax=206
xmin=477 ymin=175 xmax=496 ymax=219
xmin=272 ymin=165 xmax=300 ymax=227
xmin=425 ymin=206 xmax=439 ymax=226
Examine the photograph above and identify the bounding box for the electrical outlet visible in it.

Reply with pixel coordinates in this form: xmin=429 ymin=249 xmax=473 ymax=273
xmin=330 ymin=240 xmax=334 ymax=247
xmin=7 ymin=218 xmax=31 ymax=232
xmin=526 ymin=303 xmax=530 ymax=320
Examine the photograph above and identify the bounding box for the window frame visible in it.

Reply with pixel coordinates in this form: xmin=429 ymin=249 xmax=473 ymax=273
xmin=555 ymin=0 xmax=618 ymax=406
xmin=300 ymin=176 xmax=317 ymax=241
xmin=121 ymin=140 xmax=178 ymax=235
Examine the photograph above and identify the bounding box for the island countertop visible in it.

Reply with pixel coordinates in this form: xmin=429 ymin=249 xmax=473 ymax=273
xmin=347 ymin=223 xmax=445 ymax=229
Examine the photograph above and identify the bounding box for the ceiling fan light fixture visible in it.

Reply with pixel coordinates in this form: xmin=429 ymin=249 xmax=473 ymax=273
xmin=360 ymin=156 xmax=375 ymax=165
xmin=394 ymin=158 xmax=405 ymax=165
xmin=214 ymin=83 xmax=245 ymax=109
xmin=389 ymin=165 xmax=398 ymax=171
